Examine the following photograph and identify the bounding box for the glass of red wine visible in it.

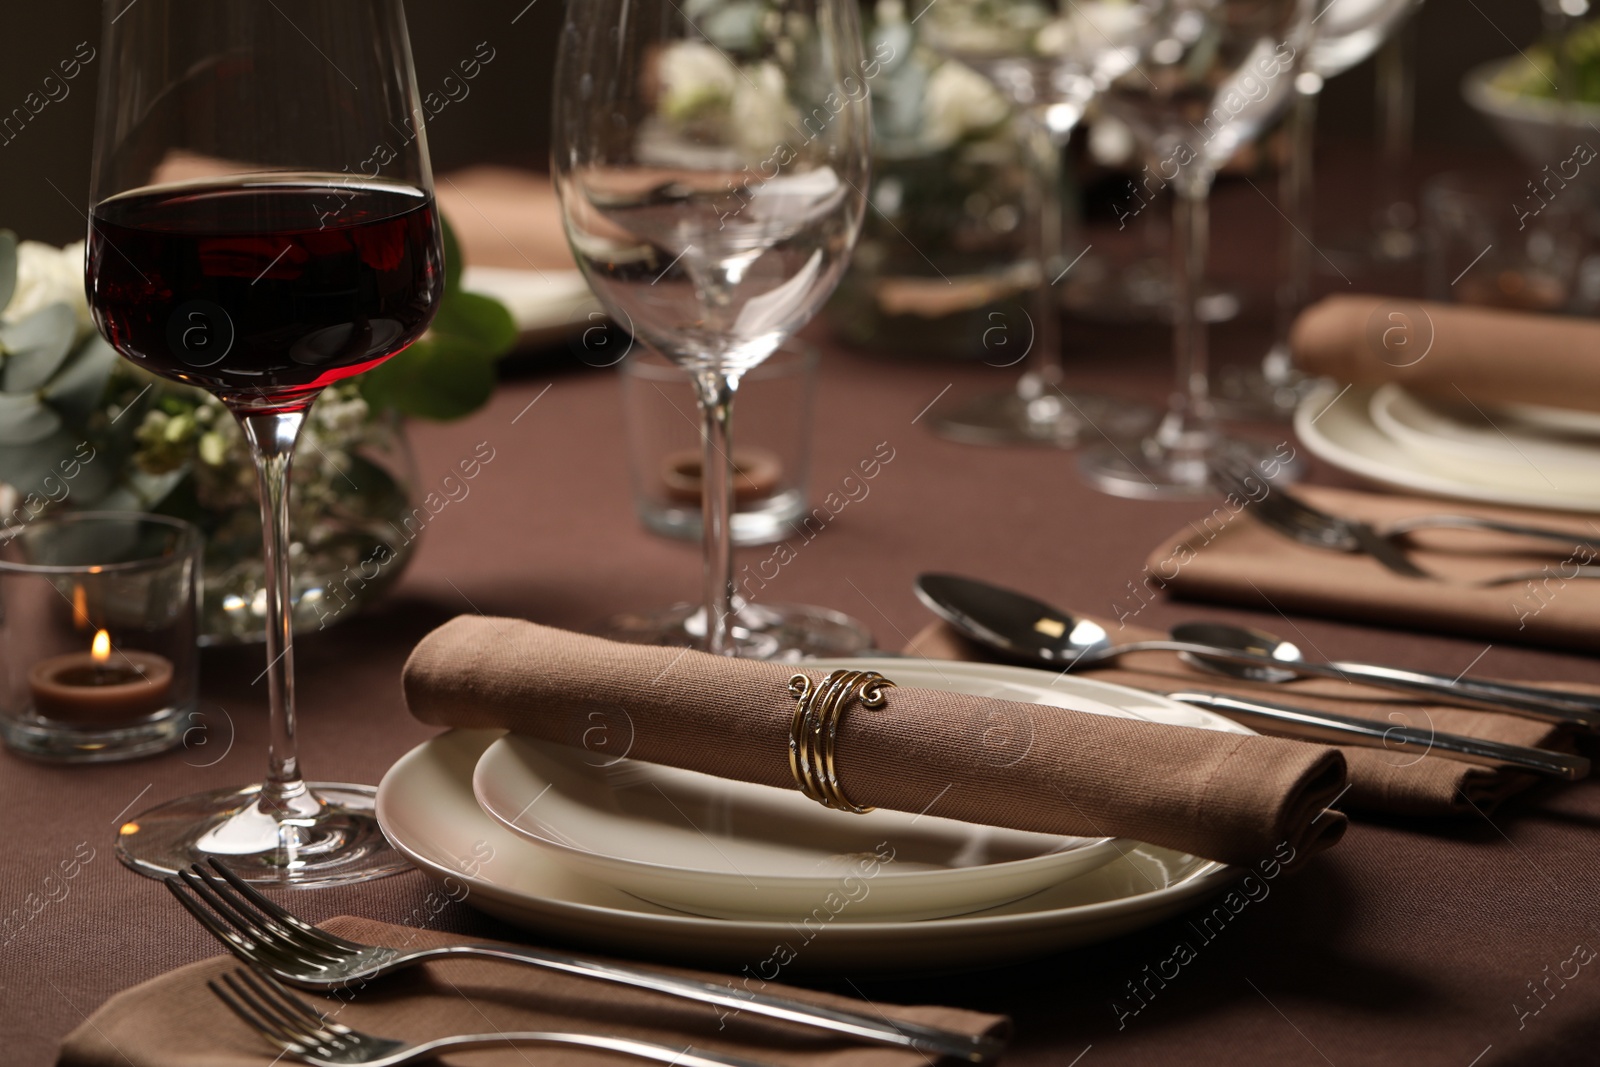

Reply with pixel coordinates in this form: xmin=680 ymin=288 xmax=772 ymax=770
xmin=87 ymin=0 xmax=444 ymax=885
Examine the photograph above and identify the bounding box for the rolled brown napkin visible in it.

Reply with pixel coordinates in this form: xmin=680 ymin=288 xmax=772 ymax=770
xmin=1292 ymin=294 xmax=1600 ymax=412
xmin=906 ymin=619 xmax=1583 ymax=819
xmin=435 ymin=165 xmax=575 ymax=272
xmin=59 ymin=916 xmax=1007 ymax=1067
xmin=1144 ymin=483 xmax=1600 ymax=651
xmin=404 ymin=618 xmax=1348 ymax=869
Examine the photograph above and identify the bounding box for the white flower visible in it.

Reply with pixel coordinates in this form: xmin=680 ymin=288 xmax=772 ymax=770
xmin=732 ymin=61 xmax=795 ymax=158
xmin=6 ymin=240 xmax=92 ymax=338
xmin=658 ymin=40 xmax=739 ymax=123
xmin=921 ymin=61 xmax=1010 ymax=151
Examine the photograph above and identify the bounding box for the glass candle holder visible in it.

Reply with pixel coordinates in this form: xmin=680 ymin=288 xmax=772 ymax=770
xmin=0 ymin=513 xmax=201 ymax=763
xmin=621 ymin=343 xmax=817 ymax=547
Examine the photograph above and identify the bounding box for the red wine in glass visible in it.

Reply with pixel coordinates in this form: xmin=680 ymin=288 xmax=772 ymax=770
xmin=88 ymin=179 xmax=442 ymax=413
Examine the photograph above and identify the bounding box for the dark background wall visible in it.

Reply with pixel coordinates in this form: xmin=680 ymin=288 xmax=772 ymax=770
xmin=0 ymin=0 xmax=1538 ymax=245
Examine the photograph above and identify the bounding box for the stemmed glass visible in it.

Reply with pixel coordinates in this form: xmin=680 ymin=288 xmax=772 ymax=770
xmin=1216 ymin=0 xmax=1422 ymax=419
xmin=1078 ymin=0 xmax=1314 ymax=499
xmin=919 ymin=0 xmax=1158 ymax=447
xmin=87 ymin=0 xmax=444 ymax=883
xmin=554 ymin=0 xmax=873 ymax=658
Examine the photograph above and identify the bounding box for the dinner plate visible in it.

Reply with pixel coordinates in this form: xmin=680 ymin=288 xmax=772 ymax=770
xmin=376 ymin=665 xmax=1248 ymax=972
xmin=471 ymin=656 xmax=1159 ymax=922
xmin=1295 ymin=383 xmax=1600 ymax=513
xmin=1368 ymin=385 xmax=1600 ymax=498
xmin=461 ymin=266 xmax=599 ymax=348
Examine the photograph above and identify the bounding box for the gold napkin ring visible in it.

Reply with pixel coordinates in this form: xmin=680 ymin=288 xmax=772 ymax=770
xmin=787 ymin=669 xmax=895 ymax=814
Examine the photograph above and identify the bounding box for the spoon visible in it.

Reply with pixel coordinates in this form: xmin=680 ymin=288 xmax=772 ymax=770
xmin=913 ymin=573 xmax=1600 ymax=730
xmin=1171 ymin=621 xmax=1600 ymax=723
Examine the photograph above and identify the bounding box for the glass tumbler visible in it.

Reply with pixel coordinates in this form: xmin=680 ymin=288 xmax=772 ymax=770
xmin=622 ymin=343 xmax=817 ymax=547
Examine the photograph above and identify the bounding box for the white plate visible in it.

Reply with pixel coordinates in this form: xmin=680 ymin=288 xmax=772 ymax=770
xmin=1369 ymin=385 xmax=1600 ymax=497
xmin=376 ymin=668 xmax=1248 ymax=972
xmin=1295 ymin=383 xmax=1600 ymax=513
xmin=471 ymin=657 xmax=1157 ymax=922
xmin=461 ymin=266 xmax=598 ymax=348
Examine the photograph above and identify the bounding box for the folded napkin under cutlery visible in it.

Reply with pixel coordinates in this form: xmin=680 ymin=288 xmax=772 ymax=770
xmin=907 ymin=613 xmax=1589 ymax=818
xmin=1145 ymin=482 xmax=1600 ymax=651
xmin=1293 ymin=294 xmax=1600 ymax=413
xmin=58 ymin=917 xmax=1007 ymax=1067
xmin=403 ymin=618 xmax=1348 ymax=870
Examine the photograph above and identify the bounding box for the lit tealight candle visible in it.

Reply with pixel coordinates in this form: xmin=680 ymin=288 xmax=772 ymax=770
xmin=28 ymin=629 xmax=175 ymax=723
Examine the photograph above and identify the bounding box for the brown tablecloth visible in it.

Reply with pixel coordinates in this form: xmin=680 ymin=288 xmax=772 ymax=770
xmin=9 ymin=166 xmax=1600 ymax=1067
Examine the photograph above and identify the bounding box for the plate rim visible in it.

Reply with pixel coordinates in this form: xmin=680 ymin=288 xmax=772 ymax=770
xmin=379 ymin=728 xmax=1238 ymax=937
xmin=1295 ymin=382 xmax=1600 ymax=513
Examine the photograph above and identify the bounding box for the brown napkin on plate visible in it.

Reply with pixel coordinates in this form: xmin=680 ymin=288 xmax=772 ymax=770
xmin=404 ymin=618 xmax=1347 ymax=869
xmin=905 ymin=617 xmax=1580 ymax=819
xmin=435 ymin=166 xmax=575 ymax=272
xmin=1145 ymin=482 xmax=1600 ymax=651
xmin=1292 ymin=294 xmax=1600 ymax=412
xmin=58 ymin=916 xmax=1007 ymax=1067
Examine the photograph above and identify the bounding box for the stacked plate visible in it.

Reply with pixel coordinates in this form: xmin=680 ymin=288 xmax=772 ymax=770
xmin=375 ymin=658 xmax=1245 ymax=972
xmin=1297 ymin=383 xmax=1600 ymax=513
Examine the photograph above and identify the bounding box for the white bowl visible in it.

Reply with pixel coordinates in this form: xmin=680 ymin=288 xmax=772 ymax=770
xmin=1463 ymin=58 xmax=1600 ymax=187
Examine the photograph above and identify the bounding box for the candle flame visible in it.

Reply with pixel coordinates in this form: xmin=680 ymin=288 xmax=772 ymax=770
xmin=92 ymin=629 xmax=111 ymax=665
xmin=72 ymin=586 xmax=89 ymax=630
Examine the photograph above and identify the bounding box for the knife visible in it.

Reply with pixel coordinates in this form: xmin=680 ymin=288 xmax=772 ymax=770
xmin=1168 ymin=691 xmax=1590 ymax=781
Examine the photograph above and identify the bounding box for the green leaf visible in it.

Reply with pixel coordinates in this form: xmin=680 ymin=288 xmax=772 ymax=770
xmin=442 ymin=215 xmax=463 ymax=293
xmin=0 ymin=393 xmax=62 ymax=445
xmin=432 ymin=290 xmax=519 ymax=353
xmin=0 ymin=231 xmax=16 ymax=314
xmin=1 ymin=303 xmax=78 ymax=392
xmin=0 ymin=429 xmax=109 ymax=503
xmin=360 ymin=334 xmax=497 ymax=421
xmin=43 ymin=336 xmax=119 ymax=420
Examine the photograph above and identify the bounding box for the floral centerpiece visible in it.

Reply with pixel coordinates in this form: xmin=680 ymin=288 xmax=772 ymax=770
xmin=823 ymin=0 xmax=1032 ymax=359
xmin=0 ymin=222 xmax=515 ymax=643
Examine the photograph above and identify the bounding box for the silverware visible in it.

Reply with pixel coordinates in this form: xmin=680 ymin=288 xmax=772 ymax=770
xmin=168 ymin=861 xmax=1002 ymax=1065
xmin=1169 ymin=620 xmax=1600 ymax=724
xmin=1209 ymin=448 xmax=1600 ymax=586
xmin=913 ymin=573 xmax=1600 ymax=729
xmin=210 ymin=966 xmax=778 ymax=1067
xmin=1167 ymin=692 xmax=1591 ymax=781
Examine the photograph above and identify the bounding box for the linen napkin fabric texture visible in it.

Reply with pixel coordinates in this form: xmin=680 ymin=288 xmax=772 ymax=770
xmin=402 ymin=618 xmax=1348 ymax=870
xmin=1292 ymin=294 xmax=1600 ymax=413
xmin=1144 ymin=483 xmax=1600 ymax=652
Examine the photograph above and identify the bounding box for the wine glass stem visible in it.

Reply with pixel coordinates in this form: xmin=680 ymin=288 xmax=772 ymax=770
xmin=238 ymin=409 xmax=310 ymax=809
xmin=1374 ymin=17 xmax=1416 ymax=240
xmin=693 ymin=370 xmax=739 ymax=656
xmin=1160 ymin=178 xmax=1213 ymax=451
xmin=1269 ymin=86 xmax=1317 ymax=375
xmin=1019 ymin=111 xmax=1067 ymax=399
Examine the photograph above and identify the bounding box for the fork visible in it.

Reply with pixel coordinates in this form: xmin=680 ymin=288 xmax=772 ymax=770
xmin=209 ymin=965 xmax=780 ymax=1067
xmin=1209 ymin=449 xmax=1600 ymax=586
xmin=167 ymin=860 xmax=1003 ymax=1064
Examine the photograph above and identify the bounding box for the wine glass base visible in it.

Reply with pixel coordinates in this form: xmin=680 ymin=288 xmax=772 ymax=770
xmin=1213 ymin=366 xmax=1322 ymax=422
xmin=930 ymin=389 xmax=1155 ymax=448
xmin=1078 ymin=435 xmax=1305 ymax=501
xmin=593 ymin=601 xmax=874 ymax=661
xmin=115 ymin=783 xmax=411 ymax=887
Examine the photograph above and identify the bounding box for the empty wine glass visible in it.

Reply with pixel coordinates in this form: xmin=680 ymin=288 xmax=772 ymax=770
xmin=1216 ymin=0 xmax=1422 ymax=420
xmin=555 ymin=0 xmax=874 ymax=658
xmin=88 ymin=0 xmax=444 ymax=884
xmin=1078 ymin=0 xmax=1315 ymax=498
xmin=918 ymin=0 xmax=1158 ymax=447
